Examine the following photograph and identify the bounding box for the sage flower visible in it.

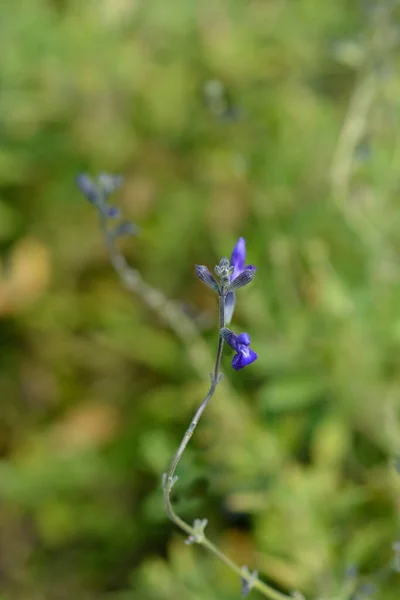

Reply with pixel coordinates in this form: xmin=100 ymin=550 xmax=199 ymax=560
xmin=225 ymin=237 xmax=255 ymax=323
xmin=221 ymin=328 xmax=258 ymax=371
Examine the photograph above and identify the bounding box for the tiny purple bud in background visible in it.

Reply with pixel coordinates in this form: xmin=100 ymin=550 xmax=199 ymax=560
xmin=76 ymin=174 xmax=98 ymax=204
xmin=76 ymin=173 xmax=123 ymax=220
xmin=110 ymin=220 xmax=139 ymax=240
xmin=105 ymin=205 xmax=121 ymax=218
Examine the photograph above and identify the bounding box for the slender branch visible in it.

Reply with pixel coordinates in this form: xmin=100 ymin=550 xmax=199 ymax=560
xmin=98 ymin=213 xmax=211 ymax=379
xmin=163 ymin=292 xmax=226 ymax=516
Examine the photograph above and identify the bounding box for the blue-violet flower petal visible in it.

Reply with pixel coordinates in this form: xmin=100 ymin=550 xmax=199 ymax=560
xmin=230 ymin=237 xmax=246 ymax=281
xmin=222 ymin=329 xmax=258 ymax=371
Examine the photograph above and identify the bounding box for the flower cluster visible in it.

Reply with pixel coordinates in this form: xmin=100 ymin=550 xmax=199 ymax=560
xmin=195 ymin=239 xmax=256 ymax=300
xmin=76 ymin=173 xmax=138 ymax=239
xmin=76 ymin=173 xmax=123 ymax=218
xmin=196 ymin=237 xmax=258 ymax=371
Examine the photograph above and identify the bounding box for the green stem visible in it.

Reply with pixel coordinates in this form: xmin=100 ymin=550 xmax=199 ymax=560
xmin=163 ymin=292 xmax=226 ymax=504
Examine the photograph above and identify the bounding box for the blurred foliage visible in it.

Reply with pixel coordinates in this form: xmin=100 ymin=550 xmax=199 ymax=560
xmin=1 ymin=0 xmax=400 ymax=599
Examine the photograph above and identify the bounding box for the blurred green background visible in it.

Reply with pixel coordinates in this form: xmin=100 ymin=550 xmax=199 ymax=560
xmin=1 ymin=0 xmax=400 ymax=598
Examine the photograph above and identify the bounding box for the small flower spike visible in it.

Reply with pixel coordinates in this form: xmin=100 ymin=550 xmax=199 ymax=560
xmin=221 ymin=328 xmax=258 ymax=371
xmin=225 ymin=237 xmax=256 ymax=323
xmin=77 ymin=173 xmax=139 ymax=240
xmin=76 ymin=173 xmax=122 ymax=219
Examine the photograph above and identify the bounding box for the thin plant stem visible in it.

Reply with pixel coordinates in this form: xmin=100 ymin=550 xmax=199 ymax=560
xmin=98 ymin=213 xmax=211 ymax=379
xmin=163 ymin=292 xmax=225 ymax=499
xmin=162 ymin=293 xmax=298 ymax=600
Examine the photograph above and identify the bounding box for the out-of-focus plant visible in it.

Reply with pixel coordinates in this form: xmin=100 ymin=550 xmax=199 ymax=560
xmin=76 ymin=173 xmax=212 ymax=379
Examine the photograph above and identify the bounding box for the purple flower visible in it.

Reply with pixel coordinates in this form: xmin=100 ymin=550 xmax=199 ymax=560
xmin=221 ymin=328 xmax=258 ymax=371
xmin=225 ymin=237 xmax=256 ymax=324
xmin=230 ymin=237 xmax=255 ymax=281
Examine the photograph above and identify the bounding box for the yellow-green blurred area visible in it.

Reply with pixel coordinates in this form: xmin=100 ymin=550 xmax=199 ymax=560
xmin=2 ymin=0 xmax=400 ymax=598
